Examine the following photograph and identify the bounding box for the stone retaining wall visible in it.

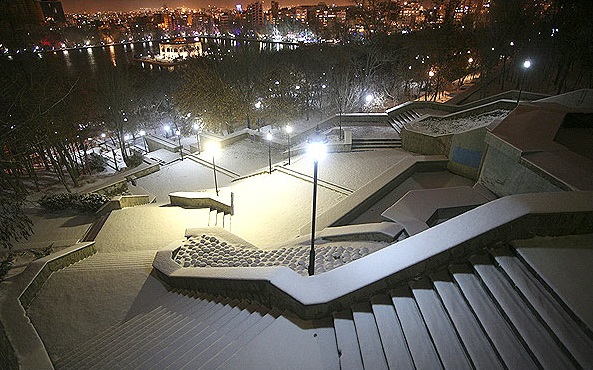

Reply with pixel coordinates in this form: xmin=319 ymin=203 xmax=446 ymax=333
xmin=153 ymin=191 xmax=593 ymax=320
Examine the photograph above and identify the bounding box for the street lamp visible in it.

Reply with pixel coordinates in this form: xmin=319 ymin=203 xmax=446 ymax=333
xmin=517 ymin=59 xmax=532 ymax=104
xmin=266 ymin=131 xmax=273 ymax=174
xmin=365 ymin=93 xmax=373 ymax=104
xmin=307 ymin=131 xmax=327 ymax=276
xmin=206 ymin=141 xmax=220 ymax=196
xmin=285 ymin=125 xmax=293 ymax=165
xmin=164 ymin=124 xmax=170 ymax=138
xmin=175 ymin=129 xmax=183 ymax=161
xmin=254 ymin=101 xmax=262 ymax=131
xmin=320 ymin=84 xmax=326 ymax=121
xmin=426 ymin=70 xmax=435 ymax=101
xmin=193 ymin=123 xmax=202 ymax=154
xmin=139 ymin=130 xmax=148 ymax=152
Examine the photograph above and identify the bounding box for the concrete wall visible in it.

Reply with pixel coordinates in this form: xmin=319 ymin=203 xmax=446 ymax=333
xmin=447 ymin=127 xmax=488 ymax=180
xmin=401 ymin=128 xmax=452 ymax=156
xmin=478 ymin=133 xmax=566 ymax=196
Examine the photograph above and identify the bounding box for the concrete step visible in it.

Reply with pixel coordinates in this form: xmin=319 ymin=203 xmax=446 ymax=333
xmin=410 ymin=278 xmax=473 ymax=369
xmin=182 ymin=305 xmax=273 ymax=369
xmin=56 ymin=290 xmax=192 ymax=369
xmin=470 ymin=255 xmax=577 ymax=369
xmin=63 ymin=292 xmax=200 ymax=369
xmin=491 ymin=248 xmax=593 ymax=368
xmin=199 ymin=308 xmax=283 ymax=369
xmin=137 ymin=298 xmax=240 ymax=370
xmin=94 ymin=296 xmax=213 ymax=370
xmin=351 ymin=302 xmax=389 ymax=370
xmin=390 ymin=285 xmax=442 ymax=369
xmin=158 ymin=301 xmax=255 ymax=369
xmin=370 ymin=295 xmax=414 ymax=369
xmin=430 ymin=270 xmax=505 ymax=370
xmin=63 ymin=251 xmax=156 ymax=271
xmin=333 ymin=310 xmax=364 ymax=370
xmin=449 ymin=264 xmax=539 ymax=370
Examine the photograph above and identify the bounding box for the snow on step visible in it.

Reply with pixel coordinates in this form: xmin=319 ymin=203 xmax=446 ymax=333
xmin=99 ymin=295 xmax=216 ymax=369
xmin=121 ymin=296 xmax=223 ymax=370
xmin=178 ymin=304 xmax=270 ymax=368
xmin=199 ymin=308 xmax=282 ymax=369
xmin=161 ymin=301 xmax=256 ymax=369
xmin=370 ymin=295 xmax=414 ymax=369
xmin=351 ymin=302 xmax=389 ymax=370
xmin=410 ymin=278 xmax=473 ymax=370
xmin=64 ymin=251 xmax=156 ymax=271
xmin=470 ymin=255 xmax=577 ymax=369
xmin=492 ymin=249 xmax=593 ymax=368
xmin=333 ymin=310 xmax=364 ymax=370
xmin=138 ymin=298 xmax=240 ymax=370
xmin=73 ymin=295 xmax=199 ymax=369
xmin=218 ymin=315 xmax=340 ymax=370
xmin=430 ymin=270 xmax=505 ymax=370
xmin=449 ymin=264 xmax=538 ymax=370
xmin=57 ymin=291 xmax=191 ymax=369
xmin=390 ymin=285 xmax=442 ymax=370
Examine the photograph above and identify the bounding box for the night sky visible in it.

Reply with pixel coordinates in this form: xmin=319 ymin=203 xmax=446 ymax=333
xmin=60 ymin=0 xmax=352 ymax=13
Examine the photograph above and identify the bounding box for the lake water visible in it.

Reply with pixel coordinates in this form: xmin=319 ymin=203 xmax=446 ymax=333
xmin=2 ymin=37 xmax=298 ymax=75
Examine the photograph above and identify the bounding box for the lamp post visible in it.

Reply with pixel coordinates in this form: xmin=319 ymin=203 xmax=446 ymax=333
xmin=517 ymin=59 xmax=531 ymax=104
xmin=266 ymin=131 xmax=273 ymax=174
xmin=193 ymin=123 xmax=201 ymax=154
xmin=175 ymin=129 xmax=183 ymax=161
xmin=139 ymin=130 xmax=148 ymax=152
xmin=164 ymin=124 xmax=170 ymax=138
xmin=320 ymin=84 xmax=326 ymax=121
xmin=307 ymin=131 xmax=326 ymax=276
xmin=206 ymin=141 xmax=220 ymax=196
xmin=285 ymin=125 xmax=293 ymax=165
xmin=255 ymin=101 xmax=262 ymax=131
xmin=426 ymin=70 xmax=435 ymax=101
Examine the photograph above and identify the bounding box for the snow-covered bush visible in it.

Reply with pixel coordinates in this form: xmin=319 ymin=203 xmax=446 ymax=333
xmin=38 ymin=193 xmax=109 ymax=212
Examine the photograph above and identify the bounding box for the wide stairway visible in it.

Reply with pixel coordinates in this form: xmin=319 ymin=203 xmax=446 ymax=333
xmin=351 ymin=138 xmax=402 ymax=151
xmin=53 ymin=245 xmax=593 ymax=369
xmin=388 ymin=110 xmax=423 ymax=134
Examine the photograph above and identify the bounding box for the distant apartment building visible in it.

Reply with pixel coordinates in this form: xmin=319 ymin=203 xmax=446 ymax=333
xmin=247 ymin=1 xmax=264 ymax=27
xmin=0 ymin=0 xmax=45 ymax=49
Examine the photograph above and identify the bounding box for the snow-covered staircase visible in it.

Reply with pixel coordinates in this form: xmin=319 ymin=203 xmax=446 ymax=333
xmin=332 ymin=245 xmax=593 ymax=370
xmin=52 ymin=246 xmax=593 ymax=369
xmin=387 ymin=109 xmax=422 ymax=134
xmin=351 ymin=138 xmax=402 ymax=151
xmin=53 ymin=292 xmax=282 ymax=370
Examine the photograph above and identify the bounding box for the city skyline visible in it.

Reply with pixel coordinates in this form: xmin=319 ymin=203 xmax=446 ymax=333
xmin=59 ymin=0 xmax=352 ymax=13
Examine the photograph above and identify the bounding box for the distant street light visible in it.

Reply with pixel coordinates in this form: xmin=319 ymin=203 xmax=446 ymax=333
xmin=206 ymin=141 xmax=221 ymax=196
xmin=365 ymin=94 xmax=373 ymax=104
xmin=255 ymin=101 xmax=262 ymax=130
xmin=285 ymin=125 xmax=293 ymax=165
xmin=307 ymin=130 xmax=327 ymax=276
xmin=517 ymin=59 xmax=532 ymax=104
xmin=164 ymin=124 xmax=170 ymax=138
xmin=266 ymin=131 xmax=273 ymax=174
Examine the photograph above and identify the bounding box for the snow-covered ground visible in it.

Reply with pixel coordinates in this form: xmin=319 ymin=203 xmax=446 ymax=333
xmin=409 ymin=109 xmax=510 ymax=135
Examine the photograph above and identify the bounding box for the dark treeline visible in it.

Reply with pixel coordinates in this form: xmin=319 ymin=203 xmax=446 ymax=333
xmin=1 ymin=0 xmax=592 ymax=250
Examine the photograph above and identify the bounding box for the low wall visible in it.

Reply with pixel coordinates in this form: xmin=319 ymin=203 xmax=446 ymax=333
xmin=153 ymin=191 xmax=593 ymax=320
xmin=169 ymin=192 xmax=233 ymax=214
xmin=0 ymin=242 xmax=96 ymax=370
xmin=299 ymin=156 xmax=449 ymax=235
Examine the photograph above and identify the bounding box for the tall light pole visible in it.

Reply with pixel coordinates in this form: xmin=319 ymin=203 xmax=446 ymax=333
xmin=164 ymin=124 xmax=170 ymax=138
xmin=193 ymin=123 xmax=201 ymax=154
xmin=255 ymin=101 xmax=262 ymax=131
xmin=517 ymin=59 xmax=531 ymax=104
xmin=139 ymin=130 xmax=148 ymax=152
xmin=266 ymin=131 xmax=273 ymax=174
xmin=307 ymin=131 xmax=326 ymax=276
xmin=320 ymin=84 xmax=326 ymax=121
xmin=285 ymin=125 xmax=292 ymax=165
xmin=206 ymin=141 xmax=220 ymax=196
xmin=176 ymin=129 xmax=183 ymax=161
